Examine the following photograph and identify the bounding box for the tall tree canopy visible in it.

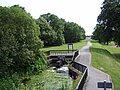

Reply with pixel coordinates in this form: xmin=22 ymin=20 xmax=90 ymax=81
xmin=64 ymin=22 xmax=85 ymax=43
xmin=0 ymin=5 xmax=47 ymax=77
xmin=93 ymin=0 xmax=120 ymax=46
xmin=36 ymin=17 xmax=57 ymax=46
xmin=37 ymin=13 xmax=85 ymax=45
xmin=40 ymin=13 xmax=65 ymax=46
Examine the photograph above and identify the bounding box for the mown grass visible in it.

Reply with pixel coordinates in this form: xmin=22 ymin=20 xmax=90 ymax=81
xmin=90 ymin=41 xmax=120 ymax=90
xmin=40 ymin=40 xmax=87 ymax=52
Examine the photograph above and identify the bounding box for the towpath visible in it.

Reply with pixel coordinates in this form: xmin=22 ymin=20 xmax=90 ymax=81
xmin=75 ymin=41 xmax=112 ymax=90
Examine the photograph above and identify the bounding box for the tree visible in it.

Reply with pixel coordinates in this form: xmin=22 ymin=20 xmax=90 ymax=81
xmin=38 ymin=13 xmax=85 ymax=45
xmin=80 ymin=27 xmax=86 ymax=40
xmin=92 ymin=24 xmax=106 ymax=43
xmin=94 ymin=0 xmax=120 ymax=46
xmin=64 ymin=22 xmax=85 ymax=43
xmin=36 ymin=17 xmax=57 ymax=46
xmin=0 ymin=5 xmax=47 ymax=77
xmin=40 ymin=13 xmax=65 ymax=46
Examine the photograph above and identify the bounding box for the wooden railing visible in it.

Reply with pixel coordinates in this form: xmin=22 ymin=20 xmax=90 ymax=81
xmin=45 ymin=50 xmax=77 ymax=55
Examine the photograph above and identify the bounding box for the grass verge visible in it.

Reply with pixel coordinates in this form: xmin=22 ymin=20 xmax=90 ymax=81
xmin=40 ymin=40 xmax=87 ymax=52
xmin=91 ymin=41 xmax=120 ymax=90
xmin=69 ymin=72 xmax=82 ymax=90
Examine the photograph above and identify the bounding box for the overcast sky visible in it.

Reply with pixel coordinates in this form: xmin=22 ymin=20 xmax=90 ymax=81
xmin=0 ymin=0 xmax=104 ymax=35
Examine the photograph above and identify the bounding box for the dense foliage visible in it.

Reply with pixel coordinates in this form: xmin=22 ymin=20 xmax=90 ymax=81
xmin=36 ymin=17 xmax=56 ymax=46
xmin=37 ymin=13 xmax=65 ymax=46
xmin=64 ymin=22 xmax=85 ymax=43
xmin=37 ymin=13 xmax=86 ymax=46
xmin=92 ymin=0 xmax=120 ymax=46
xmin=0 ymin=5 xmax=47 ymax=77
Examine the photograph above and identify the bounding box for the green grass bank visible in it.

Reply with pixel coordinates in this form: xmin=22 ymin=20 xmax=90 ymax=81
xmin=90 ymin=41 xmax=120 ymax=90
xmin=41 ymin=40 xmax=87 ymax=52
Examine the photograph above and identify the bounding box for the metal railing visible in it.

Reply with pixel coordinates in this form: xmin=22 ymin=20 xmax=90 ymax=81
xmin=72 ymin=50 xmax=79 ymax=61
xmin=71 ymin=51 xmax=88 ymax=90
xmin=72 ymin=62 xmax=87 ymax=73
xmin=75 ymin=68 xmax=88 ymax=90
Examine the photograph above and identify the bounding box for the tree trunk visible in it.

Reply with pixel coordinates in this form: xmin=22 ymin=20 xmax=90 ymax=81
xmin=107 ymin=41 xmax=109 ymax=45
xmin=117 ymin=42 xmax=120 ymax=47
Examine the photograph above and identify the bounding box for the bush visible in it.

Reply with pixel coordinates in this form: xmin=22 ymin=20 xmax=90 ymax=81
xmin=0 ymin=5 xmax=47 ymax=77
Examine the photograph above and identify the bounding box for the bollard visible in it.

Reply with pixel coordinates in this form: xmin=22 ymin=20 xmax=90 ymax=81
xmin=104 ymin=80 xmax=106 ymax=90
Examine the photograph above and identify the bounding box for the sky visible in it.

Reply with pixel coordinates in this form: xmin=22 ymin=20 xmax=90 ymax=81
xmin=0 ymin=0 xmax=104 ymax=35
